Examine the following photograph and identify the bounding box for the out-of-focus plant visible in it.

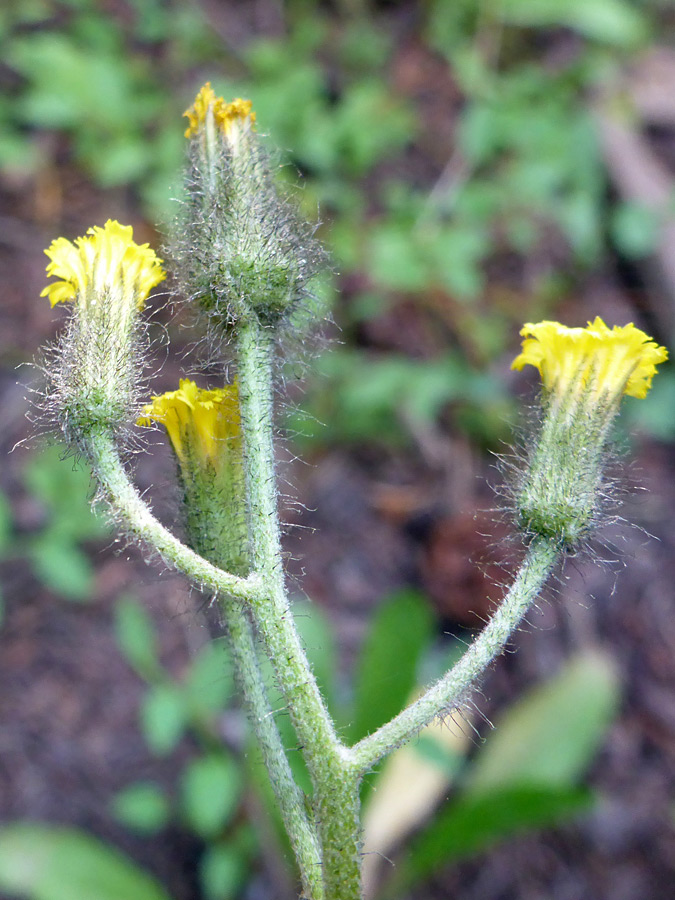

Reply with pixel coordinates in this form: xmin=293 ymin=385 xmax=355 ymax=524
xmin=0 ymin=445 xmax=110 ymax=601
xmin=0 ymin=823 xmax=172 ymax=900
xmin=0 ymin=0 xmax=216 ymax=218
xmin=1 ymin=1 xmax=671 ymax=897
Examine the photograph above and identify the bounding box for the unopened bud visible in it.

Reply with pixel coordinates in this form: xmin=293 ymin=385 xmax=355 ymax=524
xmin=174 ymin=83 xmax=326 ymax=332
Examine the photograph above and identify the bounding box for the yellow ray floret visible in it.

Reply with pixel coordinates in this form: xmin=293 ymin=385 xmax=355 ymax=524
xmin=41 ymin=220 xmax=165 ymax=310
xmin=183 ymin=82 xmax=256 ymax=138
xmin=512 ymin=317 xmax=668 ymax=400
xmin=138 ymin=379 xmax=241 ymax=463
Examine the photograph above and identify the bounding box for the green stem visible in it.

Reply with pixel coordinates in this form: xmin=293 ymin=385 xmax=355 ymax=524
xmin=86 ymin=418 xmax=559 ymax=900
xmin=235 ymin=319 xmax=338 ymax=757
xmin=84 ymin=431 xmax=262 ymax=604
xmin=235 ymin=317 xmax=363 ymax=899
xmin=223 ymin=596 xmax=324 ymax=900
xmin=313 ymin=767 xmax=362 ymax=900
xmin=185 ymin=466 xmax=323 ymax=900
xmin=86 ymin=426 xmax=324 ymax=896
xmin=351 ymin=536 xmax=560 ymax=775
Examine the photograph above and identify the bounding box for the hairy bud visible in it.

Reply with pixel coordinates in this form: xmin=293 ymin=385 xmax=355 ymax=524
xmin=512 ymin=317 xmax=668 ymax=547
xmin=139 ymin=379 xmax=248 ymax=573
xmin=41 ymin=220 xmax=165 ymax=444
xmin=172 ymin=83 xmax=327 ymax=334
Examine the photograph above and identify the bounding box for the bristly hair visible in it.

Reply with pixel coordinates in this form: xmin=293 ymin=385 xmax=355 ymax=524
xmin=494 ymin=399 xmax=628 ymax=558
xmin=35 ymin=303 xmax=154 ymax=457
xmin=167 ymin=125 xmax=331 ymax=370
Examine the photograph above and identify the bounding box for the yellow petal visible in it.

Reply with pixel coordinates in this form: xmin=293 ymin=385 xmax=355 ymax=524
xmin=512 ymin=317 xmax=668 ymax=401
xmin=42 ymin=220 xmax=165 ymax=311
xmin=183 ymin=82 xmax=256 ymax=138
xmin=138 ymin=378 xmax=241 ymax=465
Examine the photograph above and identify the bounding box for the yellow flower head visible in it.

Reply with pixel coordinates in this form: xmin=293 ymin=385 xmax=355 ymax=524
xmin=138 ymin=379 xmax=241 ymax=465
xmin=183 ymin=83 xmax=256 ymax=139
xmin=512 ymin=317 xmax=668 ymax=401
xmin=41 ymin=220 xmax=166 ymax=310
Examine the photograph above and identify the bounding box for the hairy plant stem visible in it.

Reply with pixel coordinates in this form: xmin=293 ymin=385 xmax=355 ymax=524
xmin=85 ymin=431 xmax=260 ymax=604
xmin=86 ymin=419 xmax=560 ymax=900
xmin=188 ymin=489 xmax=323 ymax=900
xmin=234 ymin=317 xmax=363 ymax=900
xmin=222 ymin=596 xmax=324 ymax=900
xmin=351 ymin=536 xmax=560 ymax=774
xmin=86 ymin=429 xmax=323 ymax=896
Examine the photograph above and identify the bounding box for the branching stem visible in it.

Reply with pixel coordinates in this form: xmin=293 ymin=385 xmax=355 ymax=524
xmin=86 ymin=421 xmax=560 ymax=900
xmin=86 ymin=431 xmax=261 ymax=604
xmin=234 ymin=317 xmax=363 ymax=900
xmin=86 ymin=429 xmax=324 ymax=896
xmin=351 ymin=536 xmax=560 ymax=775
xmin=223 ymin=596 xmax=324 ymax=900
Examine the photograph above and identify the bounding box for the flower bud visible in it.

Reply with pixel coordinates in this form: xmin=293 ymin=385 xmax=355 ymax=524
xmin=138 ymin=379 xmax=248 ymax=573
xmin=173 ymin=83 xmax=326 ymax=332
xmin=42 ymin=220 xmax=165 ymax=443
xmin=511 ymin=317 xmax=668 ymax=547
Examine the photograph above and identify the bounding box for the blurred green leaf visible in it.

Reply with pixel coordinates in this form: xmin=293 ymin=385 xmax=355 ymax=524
xmin=23 ymin=446 xmax=109 ymax=543
xmin=339 ymin=20 xmax=392 ymax=71
xmin=498 ymin=0 xmax=649 ymax=47
xmin=351 ymin=590 xmax=434 ymax=743
xmin=467 ymin=650 xmax=620 ymax=794
xmin=29 ymin=536 xmax=93 ymax=602
xmin=114 ymin=595 xmax=161 ymax=682
xmin=331 ymin=80 xmax=415 ymax=176
xmin=181 ymin=754 xmax=241 ymax=839
xmin=6 ymin=27 xmax=171 ymax=193
xmin=0 ymin=128 xmax=41 ymax=175
xmin=611 ymin=201 xmax=660 ymax=259
xmin=429 ymin=224 xmax=490 ymax=299
xmin=23 ymin=446 xmax=110 ymax=601
xmin=10 ymin=34 xmax=139 ymax=130
xmin=91 ymin=135 xmax=153 ymax=186
xmin=622 ymin=368 xmax=675 ymax=441
xmin=555 ymin=189 xmax=603 ymax=264
xmin=399 ymin=786 xmax=592 ymax=887
xmin=368 ymin=223 xmax=428 ymax=291
xmin=184 ymin=639 xmax=234 ymax=717
xmin=199 ymin=844 xmax=246 ymax=900
xmin=234 ymin=35 xmax=413 ymax=182
xmin=425 ymin=1 xmax=482 ymax=63
xmin=140 ymin=683 xmax=187 ymax=756
xmin=111 ymin=783 xmax=169 ymax=835
xmin=0 ymin=490 xmax=13 ymax=554
xmin=0 ymin=1 xmax=51 ymax=34
xmin=0 ymin=824 xmax=172 ymax=900
xmin=458 ymin=104 xmax=497 ymax=165
xmin=295 ymin=349 xmax=510 ymax=448
xmin=126 ymin=0 xmax=171 ymax=42
xmin=138 ymin=123 xmax=186 ymax=222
